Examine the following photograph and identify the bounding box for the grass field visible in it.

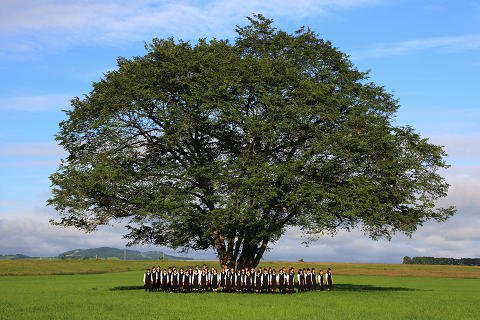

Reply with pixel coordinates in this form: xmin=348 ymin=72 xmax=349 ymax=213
xmin=1 ymin=260 xmax=479 ymax=319
xmin=2 ymin=259 xmax=480 ymax=278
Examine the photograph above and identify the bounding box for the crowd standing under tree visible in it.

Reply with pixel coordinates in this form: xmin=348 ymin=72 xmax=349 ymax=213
xmin=143 ymin=264 xmax=333 ymax=293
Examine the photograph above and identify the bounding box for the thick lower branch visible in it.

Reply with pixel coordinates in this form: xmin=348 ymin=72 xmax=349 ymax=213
xmin=213 ymin=231 xmax=229 ymax=267
xmin=252 ymin=240 xmax=268 ymax=267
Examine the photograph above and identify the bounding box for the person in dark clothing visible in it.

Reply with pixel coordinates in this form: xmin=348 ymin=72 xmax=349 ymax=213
xmin=208 ymin=267 xmax=215 ymax=291
xmin=150 ymin=267 xmax=156 ymax=291
xmin=245 ymin=269 xmax=253 ymax=293
xmin=224 ymin=268 xmax=232 ymax=293
xmin=287 ymin=269 xmax=295 ymax=294
xmin=270 ymin=269 xmax=277 ymax=293
xmin=192 ymin=269 xmax=200 ymax=292
xmin=161 ymin=269 xmax=168 ymax=292
xmin=306 ymin=268 xmax=312 ymax=291
xmin=229 ymin=268 xmax=236 ymax=293
xmin=166 ymin=267 xmax=173 ymax=292
xmin=183 ymin=270 xmax=191 ymax=293
xmin=211 ymin=268 xmax=219 ymax=292
xmin=200 ymin=269 xmax=208 ymax=292
xmin=262 ymin=268 xmax=269 ymax=293
xmin=318 ymin=269 xmax=324 ymax=291
xmin=143 ymin=269 xmax=153 ymax=292
xmin=154 ymin=267 xmax=161 ymax=292
xmin=278 ymin=269 xmax=286 ymax=294
xmin=220 ymin=265 xmax=227 ymax=292
xmin=171 ymin=270 xmax=179 ymax=292
xmin=311 ymin=268 xmax=317 ymax=291
xmin=255 ymin=269 xmax=262 ymax=293
xmin=178 ymin=268 xmax=185 ymax=293
xmin=234 ymin=270 xmax=241 ymax=292
xmin=326 ymin=268 xmax=333 ymax=291
xmin=246 ymin=268 xmax=252 ymax=292
xmin=297 ymin=269 xmax=305 ymax=292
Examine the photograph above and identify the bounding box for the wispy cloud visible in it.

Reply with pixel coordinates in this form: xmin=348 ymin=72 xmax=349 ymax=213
xmin=0 ymin=142 xmax=65 ymax=168
xmin=356 ymin=34 xmax=480 ymax=58
xmin=0 ymin=0 xmax=381 ymax=58
xmin=0 ymin=93 xmax=71 ymax=112
xmin=0 ymin=143 xmax=65 ymax=157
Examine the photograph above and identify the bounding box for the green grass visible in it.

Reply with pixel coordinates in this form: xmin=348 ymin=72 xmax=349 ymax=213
xmin=1 ymin=269 xmax=479 ymax=319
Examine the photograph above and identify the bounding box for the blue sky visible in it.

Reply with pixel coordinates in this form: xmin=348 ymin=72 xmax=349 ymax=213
xmin=1 ymin=0 xmax=479 ymax=262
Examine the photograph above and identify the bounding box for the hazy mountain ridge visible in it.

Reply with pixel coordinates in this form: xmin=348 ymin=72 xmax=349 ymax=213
xmin=0 ymin=254 xmax=40 ymax=260
xmin=58 ymin=247 xmax=192 ymax=260
xmin=0 ymin=247 xmax=191 ymax=260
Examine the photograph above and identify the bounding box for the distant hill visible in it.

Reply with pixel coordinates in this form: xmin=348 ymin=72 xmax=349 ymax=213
xmin=57 ymin=247 xmax=192 ymax=260
xmin=0 ymin=254 xmax=40 ymax=260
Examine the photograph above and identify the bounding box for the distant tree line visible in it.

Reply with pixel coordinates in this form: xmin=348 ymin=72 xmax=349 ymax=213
xmin=403 ymin=256 xmax=480 ymax=266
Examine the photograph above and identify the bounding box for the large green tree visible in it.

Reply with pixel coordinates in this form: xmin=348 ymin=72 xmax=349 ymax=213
xmin=48 ymin=15 xmax=455 ymax=269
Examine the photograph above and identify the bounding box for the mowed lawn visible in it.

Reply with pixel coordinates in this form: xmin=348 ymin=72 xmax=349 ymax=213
xmin=0 ymin=261 xmax=479 ymax=320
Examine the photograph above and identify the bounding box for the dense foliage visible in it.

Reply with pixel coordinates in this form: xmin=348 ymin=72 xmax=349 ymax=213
xmin=48 ymin=15 xmax=455 ymax=268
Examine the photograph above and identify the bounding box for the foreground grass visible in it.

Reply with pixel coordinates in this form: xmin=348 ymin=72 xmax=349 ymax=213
xmin=2 ymin=259 xmax=480 ymax=278
xmin=1 ymin=271 xmax=479 ymax=320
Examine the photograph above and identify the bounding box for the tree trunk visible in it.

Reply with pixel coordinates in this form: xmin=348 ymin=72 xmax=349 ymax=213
xmin=213 ymin=231 xmax=232 ymax=268
xmin=214 ymin=232 xmax=269 ymax=270
xmin=223 ymin=239 xmax=268 ymax=270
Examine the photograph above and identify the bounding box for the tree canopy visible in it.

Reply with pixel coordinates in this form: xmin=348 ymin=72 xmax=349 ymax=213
xmin=48 ymin=14 xmax=455 ymax=269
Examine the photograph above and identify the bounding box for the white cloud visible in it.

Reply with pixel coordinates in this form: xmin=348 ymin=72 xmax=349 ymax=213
xmin=0 ymin=0 xmax=381 ymax=58
xmin=430 ymin=134 xmax=480 ymax=164
xmin=443 ymin=226 xmax=480 ymax=242
xmin=356 ymin=34 xmax=480 ymax=58
xmin=0 ymin=206 xmax=183 ymax=257
xmin=0 ymin=93 xmax=71 ymax=112
xmin=0 ymin=215 xmax=125 ymax=257
xmin=440 ymin=166 xmax=480 ymax=209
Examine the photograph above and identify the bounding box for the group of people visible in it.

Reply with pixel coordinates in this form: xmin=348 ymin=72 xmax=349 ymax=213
xmin=143 ymin=264 xmax=333 ymax=293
